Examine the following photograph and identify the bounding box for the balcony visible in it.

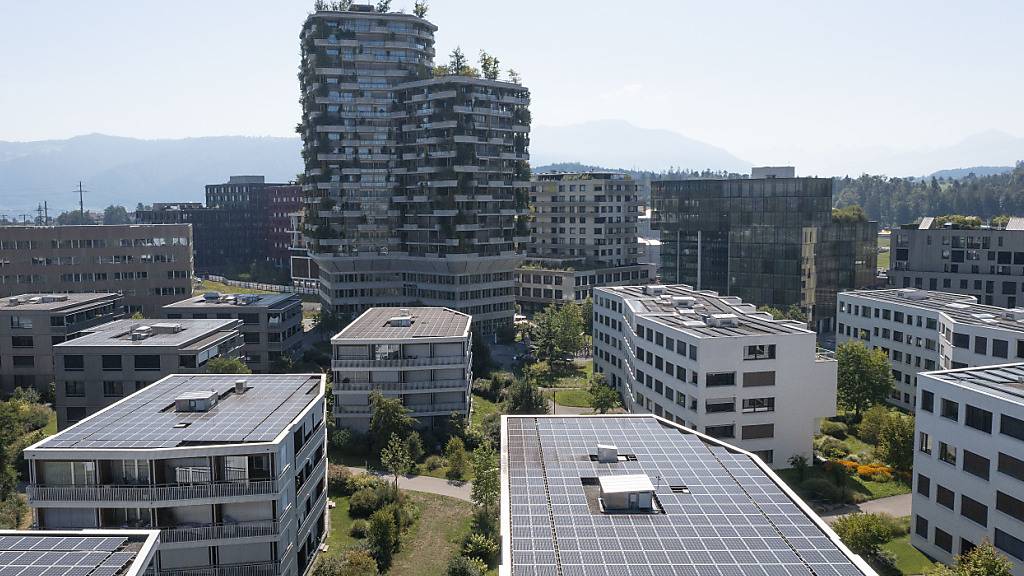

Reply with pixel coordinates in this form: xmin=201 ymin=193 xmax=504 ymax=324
xmin=27 ymin=479 xmax=279 ymax=504
xmin=334 ymin=379 xmax=469 ymax=392
xmin=331 ymin=354 xmax=468 ymax=369
xmin=160 ymin=520 xmax=280 ymax=544
xmin=157 ymin=560 xmax=281 ymax=576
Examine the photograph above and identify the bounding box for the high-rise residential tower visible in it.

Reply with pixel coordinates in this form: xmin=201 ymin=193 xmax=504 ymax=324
xmin=298 ymin=4 xmax=530 ymax=334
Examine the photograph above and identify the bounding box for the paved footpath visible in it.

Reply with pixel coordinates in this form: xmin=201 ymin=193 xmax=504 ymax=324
xmin=820 ymin=492 xmax=912 ymax=524
xmin=344 ymin=466 xmax=472 ymax=502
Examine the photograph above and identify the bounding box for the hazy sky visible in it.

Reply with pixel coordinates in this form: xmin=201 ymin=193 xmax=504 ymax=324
xmin=2 ymin=0 xmax=1022 ymax=171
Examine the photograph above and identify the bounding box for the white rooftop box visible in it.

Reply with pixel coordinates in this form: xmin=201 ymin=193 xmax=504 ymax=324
xmin=599 ymin=474 xmax=656 ymax=512
xmin=175 ymin=390 xmax=219 ymax=413
xmin=643 ymin=285 xmax=666 ymax=296
xmin=897 ymin=288 xmax=928 ymax=300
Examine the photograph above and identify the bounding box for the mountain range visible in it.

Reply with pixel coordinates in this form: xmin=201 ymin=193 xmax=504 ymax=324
xmin=1 ymin=122 xmax=1022 ymax=215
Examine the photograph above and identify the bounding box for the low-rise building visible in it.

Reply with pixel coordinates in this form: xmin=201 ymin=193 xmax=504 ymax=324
xmin=331 ymin=307 xmax=472 ymax=431
xmin=53 ymin=319 xmax=242 ymax=428
xmin=500 ymin=415 xmax=877 ymax=576
xmin=837 ymin=288 xmax=1024 ymax=411
xmin=0 ymin=224 xmax=194 ymax=315
xmin=911 ymin=365 xmax=1024 ymax=573
xmin=0 ymin=529 xmax=160 ymax=576
xmin=26 ymin=373 xmax=328 ymax=576
xmin=516 ymin=265 xmax=654 ymax=314
xmin=593 ymin=284 xmax=837 ymax=467
xmin=161 ymin=292 xmax=303 ymax=373
xmin=0 ymin=292 xmax=123 ymax=394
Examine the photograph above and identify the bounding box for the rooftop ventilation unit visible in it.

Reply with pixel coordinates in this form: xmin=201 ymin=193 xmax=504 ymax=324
xmin=6 ymin=297 xmax=23 ymax=306
xmin=598 ymin=474 xmax=656 ymax=512
xmin=643 ymin=285 xmax=666 ymax=296
xmin=897 ymin=288 xmax=928 ymax=300
xmin=671 ymin=296 xmax=696 ymax=309
xmin=203 ymin=292 xmax=221 ymax=301
xmin=596 ymin=444 xmax=619 ymax=463
xmin=706 ymin=313 xmax=739 ymax=328
xmin=235 ymin=379 xmax=247 ymax=395
xmin=1005 ymin=309 xmax=1024 ymax=321
xmin=151 ymin=323 xmax=184 ymax=335
xmin=131 ymin=326 xmax=153 ymax=340
xmin=236 ymin=294 xmax=260 ymax=306
xmin=388 ymin=313 xmax=413 ymax=327
xmin=174 ymin=391 xmax=219 ymax=413
xmin=39 ymin=295 xmax=68 ymax=303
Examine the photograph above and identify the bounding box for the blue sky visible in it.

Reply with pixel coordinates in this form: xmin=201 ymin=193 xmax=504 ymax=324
xmin=2 ymin=0 xmax=1022 ymax=172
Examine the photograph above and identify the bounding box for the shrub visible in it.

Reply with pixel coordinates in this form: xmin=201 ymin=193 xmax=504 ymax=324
xmin=800 ymin=478 xmax=841 ymax=502
xmin=815 ymin=436 xmax=850 ymax=459
xmin=787 ymin=454 xmax=810 ymax=481
xmin=856 ymin=405 xmax=892 ymax=445
xmin=367 ymin=507 xmax=399 ymax=570
xmin=345 ymin=473 xmax=387 ymax=496
xmin=328 ymin=464 xmax=353 ymax=494
xmin=831 ymin=513 xmax=901 ymax=557
xmin=820 ymin=420 xmax=848 ymax=440
xmin=405 ymin=431 xmax=425 ymax=463
xmin=331 ymin=428 xmax=370 ymax=457
xmin=350 ymin=519 xmax=369 ymax=538
xmin=349 ymin=484 xmax=395 ymax=518
xmin=445 ymin=436 xmax=468 ymax=480
xmin=446 ymin=555 xmax=487 ymax=576
xmin=339 ymin=550 xmax=378 ymax=576
xmin=462 ymin=533 xmax=499 ymax=565
xmin=0 ymin=495 xmax=28 ymax=529
xmin=424 ymin=455 xmax=445 ymax=471
xmin=855 ymin=463 xmax=893 ymax=480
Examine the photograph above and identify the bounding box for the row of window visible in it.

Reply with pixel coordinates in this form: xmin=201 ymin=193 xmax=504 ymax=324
xmin=921 ymin=389 xmax=1024 ymax=441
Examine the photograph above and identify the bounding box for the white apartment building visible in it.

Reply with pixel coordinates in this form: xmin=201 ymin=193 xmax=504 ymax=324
xmin=0 ymin=529 xmax=160 ymax=576
xmin=837 ymin=288 xmax=1024 ymax=411
xmin=592 ymin=285 xmax=837 ymax=467
xmin=911 ymin=364 xmax=1024 ymax=572
xmin=332 ymin=307 xmax=472 ymax=431
xmin=25 ymin=373 xmax=328 ymax=576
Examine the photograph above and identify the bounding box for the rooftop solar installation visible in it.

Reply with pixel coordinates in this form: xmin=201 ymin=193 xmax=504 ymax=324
xmin=333 ymin=307 xmax=471 ymax=340
xmin=53 ymin=319 xmax=239 ymax=348
xmin=842 ymin=289 xmax=1024 ymax=333
xmin=503 ymin=416 xmax=875 ymax=576
xmin=35 ymin=374 xmax=322 ymax=449
xmin=0 ymin=531 xmax=155 ymax=576
xmin=925 ymin=362 xmax=1024 ymax=401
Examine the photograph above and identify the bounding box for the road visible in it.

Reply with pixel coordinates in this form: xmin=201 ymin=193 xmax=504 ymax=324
xmin=344 ymin=466 xmax=472 ymax=502
xmin=820 ymin=493 xmax=912 ymax=524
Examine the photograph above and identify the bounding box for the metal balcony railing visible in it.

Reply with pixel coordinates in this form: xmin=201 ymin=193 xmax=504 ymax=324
xmin=331 ymin=354 xmax=468 ymax=369
xmin=27 ymin=479 xmax=278 ymax=503
xmin=334 ymin=379 xmax=469 ymax=392
xmin=157 ymin=560 xmax=280 ymax=576
xmin=159 ymin=520 xmax=280 ymax=544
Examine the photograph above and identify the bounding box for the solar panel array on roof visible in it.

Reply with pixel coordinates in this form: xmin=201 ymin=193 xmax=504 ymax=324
xmin=0 ymin=534 xmax=135 ymax=576
xmin=931 ymin=363 xmax=1024 ymax=400
xmin=36 ymin=374 xmax=322 ymax=449
xmin=334 ymin=307 xmax=471 ymax=340
xmin=504 ymin=416 xmax=873 ymax=576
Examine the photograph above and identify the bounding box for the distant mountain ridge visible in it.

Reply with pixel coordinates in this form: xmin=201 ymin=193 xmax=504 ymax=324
xmin=929 ymin=165 xmax=1014 ymax=179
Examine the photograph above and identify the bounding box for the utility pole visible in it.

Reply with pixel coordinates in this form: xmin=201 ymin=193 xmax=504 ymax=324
xmin=36 ymin=203 xmax=43 ymax=224
xmin=19 ymin=213 xmax=29 ymax=224
xmin=78 ymin=182 xmax=85 ymax=218
xmin=43 ymin=201 xmax=48 ymax=224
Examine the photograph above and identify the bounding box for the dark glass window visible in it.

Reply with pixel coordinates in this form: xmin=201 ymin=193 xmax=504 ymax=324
xmin=101 ymin=355 xmax=123 ymax=371
xmin=63 ymin=355 xmax=84 ymax=371
xmin=705 ymin=372 xmax=735 ymax=387
xmin=134 ymin=355 xmax=161 ymax=371
xmin=102 ymin=381 xmax=124 ymax=397
xmin=965 ymin=405 xmax=993 ymax=433
xmin=741 ymin=424 xmax=774 ymax=440
xmin=939 ymin=442 xmax=957 ymax=465
xmin=994 ymin=339 xmax=1009 ymax=358
xmin=995 ymin=529 xmax=1024 ymax=561
xmin=917 ymin=474 xmax=930 ymax=497
xmin=915 ymin=515 xmax=928 ymax=538
xmin=952 ymin=333 xmax=969 ymax=348
xmin=936 ymin=485 xmax=955 ymax=509
xmin=997 ymin=491 xmax=1024 ymax=523
xmin=10 ymin=336 xmax=33 ymax=348
xmin=1002 ymin=414 xmax=1024 ymax=442
xmin=960 ymin=495 xmax=988 ymax=527
xmin=704 ymin=424 xmax=734 ymax=439
xmin=64 ymin=381 xmax=85 ymax=397
xmin=941 ymin=399 xmax=959 ymax=421
xmin=999 ymin=452 xmax=1024 ymax=482
xmin=962 ymin=450 xmax=990 ymax=480
xmin=920 ymin=390 xmax=934 ymax=412
xmin=935 ymin=528 xmax=953 ymax=553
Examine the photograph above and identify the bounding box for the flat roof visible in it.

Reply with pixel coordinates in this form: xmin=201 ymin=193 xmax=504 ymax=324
xmin=54 ymin=319 xmax=239 ymax=348
xmin=333 ymin=307 xmax=471 ymax=341
xmin=841 ymin=288 xmax=1024 ymax=333
xmin=502 ymin=415 xmax=875 ymax=576
xmin=33 ymin=374 xmax=323 ymax=450
xmin=921 ymin=363 xmax=1024 ymax=404
xmin=163 ymin=292 xmax=298 ymax=309
xmin=0 ymin=529 xmax=159 ymax=576
xmin=1 ymin=293 xmax=120 ymax=312
xmin=599 ymin=285 xmax=812 ymax=338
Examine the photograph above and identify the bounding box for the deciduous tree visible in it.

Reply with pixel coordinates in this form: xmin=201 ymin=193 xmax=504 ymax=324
xmin=836 ymin=341 xmax=893 ymax=417
xmin=588 ymin=374 xmax=620 ymax=414
xmin=204 ymin=357 xmax=252 ymax=375
xmin=369 ymin=392 xmax=415 ymax=452
xmin=380 ymin=433 xmax=412 ymax=494
xmin=876 ymin=412 xmax=915 ymax=471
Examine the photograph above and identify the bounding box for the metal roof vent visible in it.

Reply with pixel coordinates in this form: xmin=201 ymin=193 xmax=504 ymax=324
xmin=706 ymin=313 xmax=739 ymax=328
xmin=388 ymin=313 xmax=413 ymax=327
xmin=131 ymin=326 xmax=153 ymax=340
xmin=7 ymin=297 xmax=22 ymax=306
xmin=151 ymin=322 xmax=184 ymax=334
xmin=596 ymin=444 xmax=618 ymax=463
xmin=1004 ymin=309 xmax=1024 ymax=321
xmin=174 ymin=390 xmax=219 ymax=412
xmin=897 ymin=288 xmax=928 ymax=300
xmin=39 ymin=295 xmax=68 ymax=303
xmin=203 ymin=291 xmax=221 ymax=301
xmin=235 ymin=379 xmax=247 ymax=394
xmin=671 ymin=296 xmax=696 ymax=309
xmin=643 ymin=285 xmax=666 ymax=296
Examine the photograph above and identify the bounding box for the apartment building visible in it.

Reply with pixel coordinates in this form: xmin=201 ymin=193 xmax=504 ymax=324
xmin=0 ymin=292 xmax=123 ymax=394
xmin=836 ymin=288 xmax=1024 ymax=411
xmin=500 ymin=415 xmax=877 ymax=576
xmin=162 ymin=292 xmax=303 ymax=373
xmin=25 ymin=373 xmax=328 ymax=576
xmin=265 ymin=185 xmax=303 ymax=270
xmin=53 ymin=319 xmax=243 ymax=428
xmin=516 ymin=172 xmax=655 ymax=313
xmin=890 ymin=216 xmax=1024 ymax=308
xmin=653 ymin=168 xmax=877 ymax=332
xmin=0 ymin=224 xmax=193 ymax=314
xmin=911 ymin=365 xmax=1024 ymax=573
xmin=299 ymin=5 xmax=530 ymax=335
xmin=592 ymin=284 xmax=837 ymax=466
xmin=0 ymin=529 xmax=160 ymax=576
xmin=331 ymin=307 xmax=471 ymax=431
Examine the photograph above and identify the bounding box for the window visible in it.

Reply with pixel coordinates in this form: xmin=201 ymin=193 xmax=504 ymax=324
xmin=975 ymin=336 xmax=988 ymax=355
xmin=101 ymin=355 xmax=123 ymax=371
xmin=65 ymin=407 xmax=87 ymax=424
xmin=743 ymin=344 xmax=775 ymax=360
xmin=952 ymin=333 xmax=969 ymax=348
xmin=1001 ymin=414 xmax=1024 ymax=442
xmin=704 ymin=424 xmax=734 ymax=439
xmin=12 ymin=356 xmax=34 ymax=367
xmin=705 ymin=399 xmax=734 ymax=413
xmin=919 ymin=432 xmax=933 ymax=454
xmin=742 ymin=371 xmax=775 ymax=387
xmin=965 ymin=405 xmax=993 ymax=433
xmin=939 ymin=442 xmax=957 ymax=465
xmin=935 ymin=528 xmax=953 ymax=553
xmin=243 ymin=332 xmax=261 ymax=344
xmin=997 ymin=491 xmax=1024 ymax=523
xmin=705 ymin=372 xmax=735 ymax=387
xmin=10 ymin=336 xmax=33 ymax=348
xmin=915 ymin=515 xmax=929 ymax=539
xmin=134 ymin=355 xmax=161 ymax=371
xmin=998 ymin=452 xmax=1024 ymax=482
xmin=63 ymin=355 xmax=84 ymax=372
xmin=741 ymin=397 xmax=775 ymax=413
xmin=752 ymin=450 xmax=773 ymax=464
xmin=741 ymin=424 xmax=774 ymax=440
xmin=102 ymin=381 xmax=124 ymax=397
xmin=921 ymin=390 xmax=934 ymax=412
xmin=64 ymin=381 xmax=85 ymax=397
xmin=961 ymin=495 xmax=988 ymax=527
xmin=941 ymin=399 xmax=959 ymax=421
xmin=917 ymin=473 xmax=931 ymax=497
xmin=995 ymin=529 xmax=1024 ymax=561
xmin=994 ymin=339 xmax=1009 ymax=358
xmin=937 ymin=485 xmax=955 ymax=509
xmin=962 ymin=450 xmax=990 ymax=480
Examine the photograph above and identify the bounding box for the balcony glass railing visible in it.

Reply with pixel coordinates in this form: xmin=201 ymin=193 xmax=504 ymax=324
xmin=27 ymin=478 xmax=279 ymax=503
xmin=159 ymin=520 xmax=280 ymax=544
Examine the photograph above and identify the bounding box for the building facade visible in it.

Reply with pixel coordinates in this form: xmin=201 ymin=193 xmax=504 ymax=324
xmin=26 ymin=373 xmax=328 ymax=576
xmin=652 ymin=169 xmax=877 ymax=331
xmin=298 ymin=5 xmax=530 ymax=334
xmin=162 ymin=292 xmax=304 ymax=373
xmin=265 ymin=185 xmax=303 ymax=270
xmin=592 ymin=284 xmax=837 ymax=467
xmin=331 ymin=307 xmax=471 ymax=431
xmin=890 ymin=218 xmax=1024 ymax=308
xmin=0 ymin=224 xmax=193 ymax=315
xmin=516 ymin=172 xmax=654 ymax=313
xmin=911 ymin=365 xmax=1024 ymax=573
xmin=837 ymin=288 xmax=1024 ymax=412
xmin=53 ymin=319 xmax=242 ymax=428
xmin=0 ymin=293 xmax=123 ymax=394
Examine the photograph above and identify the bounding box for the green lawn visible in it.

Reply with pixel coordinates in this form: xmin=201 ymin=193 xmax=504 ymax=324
xmin=388 ymin=492 xmax=477 ymax=576
xmin=878 ymin=235 xmax=890 ymax=269
xmin=42 ymin=411 xmax=56 ymax=437
xmin=881 ymin=534 xmax=937 ymax=575
xmin=553 ymin=388 xmax=593 ymax=408
xmin=325 ymin=496 xmax=358 ymax=553
xmin=471 ymin=393 xmax=500 ymax=430
xmin=528 ymin=360 xmax=593 ymax=388
xmin=776 ymin=466 xmax=910 ymax=503
xmin=194 ymin=279 xmax=274 ymax=295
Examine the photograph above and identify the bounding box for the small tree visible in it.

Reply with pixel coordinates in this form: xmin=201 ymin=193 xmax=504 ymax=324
xmin=836 ymin=341 xmax=893 ymax=417
xmin=857 ymin=405 xmax=892 ymax=445
xmin=470 ymin=442 xmax=499 ymax=513
xmin=505 ymin=377 xmax=547 ymax=415
xmin=204 ymin=357 xmax=252 ymax=375
xmin=367 ymin=508 xmax=398 ymax=570
xmin=788 ymin=454 xmax=809 ymax=482
xmin=831 ymin=513 xmax=898 ymax=558
xmin=405 ymin=431 xmax=424 ymax=463
xmin=449 ymin=47 xmax=468 ymax=76
xmin=374 ymin=0 xmax=391 ymax=13
xmin=928 ymin=541 xmax=1014 ymax=576
xmin=588 ymin=374 xmax=621 ymax=414
xmin=339 ymin=550 xmax=379 ymax=576
xmin=380 ymin=433 xmax=412 ymax=494
xmin=582 ymin=297 xmax=593 ymax=336
xmin=369 ymin=392 xmax=415 ymax=453
xmin=876 ymin=412 xmax=915 ymax=471
xmin=478 ymin=50 xmax=500 ymax=81
xmin=507 ymin=69 xmax=521 ymax=84
xmin=445 ymin=436 xmax=468 ymax=480
xmin=413 ymin=0 xmax=428 ymax=18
